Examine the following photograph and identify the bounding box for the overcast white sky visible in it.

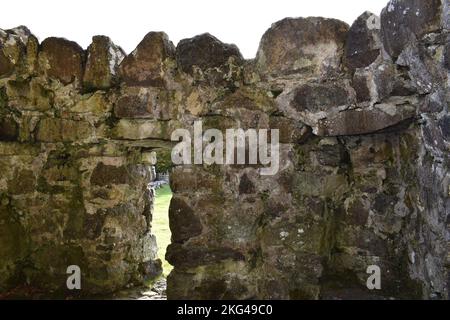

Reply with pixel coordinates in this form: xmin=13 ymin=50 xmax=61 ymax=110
xmin=2 ymin=0 xmax=388 ymax=58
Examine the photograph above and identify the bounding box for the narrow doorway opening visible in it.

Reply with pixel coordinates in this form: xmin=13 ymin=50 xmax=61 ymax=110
xmin=143 ymin=150 xmax=173 ymax=300
xmin=112 ymin=153 xmax=174 ymax=300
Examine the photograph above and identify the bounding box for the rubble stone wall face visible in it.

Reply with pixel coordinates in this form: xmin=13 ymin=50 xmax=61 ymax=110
xmin=0 ymin=0 xmax=448 ymax=299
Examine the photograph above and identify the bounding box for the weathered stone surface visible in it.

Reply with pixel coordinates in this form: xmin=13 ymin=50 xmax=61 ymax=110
xmin=6 ymin=77 xmax=54 ymax=111
xmin=118 ymin=32 xmax=175 ymax=87
xmin=176 ymin=33 xmax=243 ymax=74
xmin=168 ymin=197 xmax=202 ymax=243
xmin=5 ymin=26 xmax=32 ymax=43
xmin=166 ymin=244 xmax=244 ymax=269
xmin=25 ymin=34 xmax=39 ymax=75
xmin=167 ymin=262 xmax=252 ymax=300
xmin=0 ymin=46 xmax=15 ymax=77
xmin=421 ymin=90 xmax=446 ymax=113
xmin=396 ymin=42 xmax=442 ymax=94
xmin=39 ymin=37 xmax=85 ymax=85
xmin=0 ymin=117 xmax=19 ymax=141
xmin=112 ymin=119 xmax=165 ymax=140
xmin=139 ymin=259 xmax=162 ymax=281
xmin=0 ymin=197 xmax=28 ymax=292
xmin=239 ymin=173 xmax=256 ymax=194
xmin=352 ymin=71 xmax=371 ymax=103
xmin=0 ymin=86 xmax=7 ymax=108
xmin=170 ymin=166 xmax=223 ymax=194
xmin=345 ymin=12 xmax=382 ymax=69
xmin=0 ymin=26 xmax=39 ymax=77
xmin=90 ymin=163 xmax=150 ymax=186
xmin=291 ymin=82 xmax=355 ymax=112
xmin=444 ymin=41 xmax=450 ymax=69
xmin=114 ymin=87 xmax=174 ymax=119
xmin=317 ymin=104 xmax=416 ymax=136
xmin=275 ymin=80 xmax=358 ymax=134
xmin=256 ymin=17 xmax=349 ymax=78
xmin=8 ymin=169 xmax=36 ymax=194
xmin=0 ymin=27 xmax=28 ymax=78
xmin=70 ymin=91 xmax=111 ymax=115
xmin=439 ymin=115 xmax=450 ymax=140
xmin=269 ymin=116 xmax=312 ymax=144
xmin=83 ymin=36 xmax=125 ymax=91
xmin=352 ymin=60 xmax=396 ymax=103
xmin=381 ymin=0 xmax=446 ymax=58
xmin=35 ymin=118 xmax=92 ymax=142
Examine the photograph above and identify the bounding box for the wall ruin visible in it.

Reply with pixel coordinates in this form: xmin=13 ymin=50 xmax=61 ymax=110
xmin=0 ymin=0 xmax=449 ymax=299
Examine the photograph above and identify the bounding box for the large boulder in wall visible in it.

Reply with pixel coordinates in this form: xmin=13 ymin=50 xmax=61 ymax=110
xmin=381 ymin=0 xmax=448 ymax=58
xmin=255 ymin=17 xmax=349 ymax=78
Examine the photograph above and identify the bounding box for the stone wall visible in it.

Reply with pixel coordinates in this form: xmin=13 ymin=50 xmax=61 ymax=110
xmin=0 ymin=0 xmax=449 ymax=299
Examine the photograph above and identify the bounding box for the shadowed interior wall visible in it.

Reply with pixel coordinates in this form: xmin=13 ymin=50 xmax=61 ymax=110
xmin=0 ymin=0 xmax=448 ymax=299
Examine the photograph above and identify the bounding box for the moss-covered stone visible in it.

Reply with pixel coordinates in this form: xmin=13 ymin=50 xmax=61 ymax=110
xmin=83 ymin=36 xmax=124 ymax=91
xmin=90 ymin=162 xmax=150 ymax=186
xmin=35 ymin=118 xmax=93 ymax=142
xmin=119 ymin=32 xmax=175 ymax=87
xmin=39 ymin=37 xmax=85 ymax=85
xmin=168 ymin=196 xmax=202 ymax=243
xmin=7 ymin=169 xmax=36 ymax=194
xmin=0 ymin=117 xmax=19 ymax=141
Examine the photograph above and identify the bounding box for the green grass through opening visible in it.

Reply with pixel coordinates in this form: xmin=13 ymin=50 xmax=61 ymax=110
xmin=152 ymin=184 xmax=173 ymax=277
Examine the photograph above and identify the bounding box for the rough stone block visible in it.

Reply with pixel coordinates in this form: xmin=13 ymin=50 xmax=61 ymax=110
xmin=114 ymin=87 xmax=174 ymax=120
xmin=317 ymin=104 xmax=416 ymax=136
xmin=290 ymin=82 xmax=355 ymax=112
xmin=176 ymin=33 xmax=243 ymax=75
xmin=118 ymin=32 xmax=175 ymax=87
xmin=256 ymin=17 xmax=349 ymax=78
xmin=381 ymin=0 xmax=446 ymax=58
xmin=166 ymin=244 xmax=244 ymax=269
xmin=0 ymin=117 xmax=19 ymax=141
xmin=345 ymin=11 xmax=382 ymax=69
xmin=168 ymin=196 xmax=202 ymax=243
xmin=39 ymin=37 xmax=85 ymax=85
xmin=83 ymin=36 xmax=125 ymax=91
xmin=35 ymin=118 xmax=92 ymax=142
xmin=90 ymin=162 xmax=150 ymax=186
